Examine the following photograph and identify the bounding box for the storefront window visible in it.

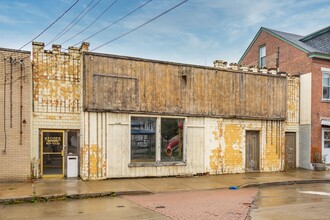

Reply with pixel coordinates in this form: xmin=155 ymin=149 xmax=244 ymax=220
xmin=130 ymin=116 xmax=185 ymax=164
xmin=161 ymin=118 xmax=184 ymax=162
xmin=131 ymin=117 xmax=156 ymax=162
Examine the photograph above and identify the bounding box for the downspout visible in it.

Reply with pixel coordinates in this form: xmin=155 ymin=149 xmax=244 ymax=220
xmin=20 ymin=59 xmax=23 ymax=145
xmin=2 ymin=56 xmax=7 ymax=154
xmin=10 ymin=57 xmax=13 ymax=128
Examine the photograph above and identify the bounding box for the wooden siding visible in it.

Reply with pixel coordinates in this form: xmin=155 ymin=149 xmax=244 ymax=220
xmin=81 ymin=112 xmax=206 ymax=179
xmin=83 ymin=53 xmax=287 ymax=120
xmin=81 ymin=112 xmax=284 ymax=179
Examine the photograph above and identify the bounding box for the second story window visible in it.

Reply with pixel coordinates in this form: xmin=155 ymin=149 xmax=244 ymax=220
xmin=323 ymin=71 xmax=330 ymax=100
xmin=259 ymin=45 xmax=266 ymax=68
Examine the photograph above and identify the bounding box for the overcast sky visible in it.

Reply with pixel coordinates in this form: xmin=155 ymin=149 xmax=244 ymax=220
xmin=0 ymin=0 xmax=329 ymax=66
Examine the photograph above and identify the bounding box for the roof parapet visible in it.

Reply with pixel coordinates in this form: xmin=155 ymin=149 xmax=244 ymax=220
xmin=213 ymin=60 xmax=287 ymax=76
xmin=32 ymin=42 xmax=90 ymax=56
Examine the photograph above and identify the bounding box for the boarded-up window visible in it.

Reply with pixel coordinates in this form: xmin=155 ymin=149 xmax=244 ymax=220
xmin=93 ymin=74 xmax=138 ymax=110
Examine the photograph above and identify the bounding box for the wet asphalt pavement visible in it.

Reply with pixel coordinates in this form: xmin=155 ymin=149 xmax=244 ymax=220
xmin=250 ymin=183 xmax=330 ymax=220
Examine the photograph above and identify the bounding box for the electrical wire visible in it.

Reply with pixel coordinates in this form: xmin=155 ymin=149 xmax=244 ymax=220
xmin=17 ymin=0 xmax=80 ymax=51
xmin=92 ymin=0 xmax=189 ymax=51
xmin=72 ymin=0 xmax=152 ymax=47
xmin=16 ymin=0 xmax=188 ymax=76
xmin=47 ymin=0 xmax=101 ymax=46
xmin=61 ymin=0 xmax=119 ymax=45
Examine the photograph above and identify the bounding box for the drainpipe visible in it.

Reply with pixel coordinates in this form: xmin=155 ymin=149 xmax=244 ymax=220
xmin=2 ymin=55 xmax=7 ymax=154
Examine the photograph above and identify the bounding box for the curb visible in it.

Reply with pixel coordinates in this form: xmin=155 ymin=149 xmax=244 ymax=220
xmin=239 ymin=179 xmax=330 ymax=188
xmin=0 ymin=190 xmax=153 ymax=205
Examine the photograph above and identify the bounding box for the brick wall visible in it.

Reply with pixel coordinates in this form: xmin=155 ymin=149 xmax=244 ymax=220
xmin=240 ymin=30 xmax=312 ymax=75
xmin=32 ymin=42 xmax=89 ymax=177
xmin=310 ymin=58 xmax=330 ymax=160
xmin=0 ymin=48 xmax=32 ymax=181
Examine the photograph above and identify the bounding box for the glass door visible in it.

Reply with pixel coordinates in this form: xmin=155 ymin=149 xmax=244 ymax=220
xmin=41 ymin=130 xmax=64 ymax=177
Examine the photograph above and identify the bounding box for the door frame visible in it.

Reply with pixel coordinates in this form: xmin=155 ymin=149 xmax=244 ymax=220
xmin=40 ymin=129 xmax=65 ymax=177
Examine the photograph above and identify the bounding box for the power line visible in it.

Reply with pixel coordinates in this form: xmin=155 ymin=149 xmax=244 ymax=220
xmin=92 ymin=0 xmax=189 ymax=52
xmin=17 ymin=0 xmax=80 ymax=51
xmin=61 ymin=0 xmax=119 ymax=45
xmin=72 ymin=0 xmax=152 ymax=47
xmin=47 ymin=0 xmax=98 ymax=46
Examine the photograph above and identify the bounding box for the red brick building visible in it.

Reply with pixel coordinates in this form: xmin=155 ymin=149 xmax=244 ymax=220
xmin=239 ymin=26 xmax=330 ymax=169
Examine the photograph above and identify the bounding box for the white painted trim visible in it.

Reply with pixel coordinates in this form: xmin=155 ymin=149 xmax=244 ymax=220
xmin=322 ymin=128 xmax=330 ymax=163
xmin=321 ymin=67 xmax=330 ymax=72
xmin=186 ymin=125 xmax=205 ymax=128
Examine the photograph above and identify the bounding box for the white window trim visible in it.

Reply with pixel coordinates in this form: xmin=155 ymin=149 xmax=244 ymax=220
xmin=259 ymin=46 xmax=266 ymax=68
xmin=322 ymin=128 xmax=330 ymax=149
xmin=322 ymin=71 xmax=330 ymax=101
xmin=129 ymin=114 xmax=187 ymax=167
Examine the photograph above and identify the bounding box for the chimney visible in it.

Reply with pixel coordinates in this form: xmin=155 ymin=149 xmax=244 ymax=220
xmin=52 ymin=44 xmax=61 ymax=54
xmin=80 ymin=42 xmax=90 ymax=52
xmin=32 ymin=42 xmax=45 ymax=53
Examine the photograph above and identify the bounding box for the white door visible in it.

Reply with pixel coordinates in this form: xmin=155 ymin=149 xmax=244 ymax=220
xmin=322 ymin=129 xmax=330 ymax=163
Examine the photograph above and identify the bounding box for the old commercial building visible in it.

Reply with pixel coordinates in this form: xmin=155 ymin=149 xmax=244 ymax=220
xmin=31 ymin=42 xmax=89 ymax=178
xmin=239 ymin=26 xmax=330 ymax=169
xmin=0 ymin=48 xmax=32 ymax=181
xmin=80 ymin=52 xmax=289 ymax=180
xmin=30 ymin=42 xmax=299 ymax=180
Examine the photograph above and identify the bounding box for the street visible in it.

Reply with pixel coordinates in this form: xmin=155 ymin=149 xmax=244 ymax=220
xmin=1 ymin=183 xmax=330 ymax=220
xmin=0 ymin=187 xmax=257 ymax=220
xmin=250 ymin=183 xmax=330 ymax=220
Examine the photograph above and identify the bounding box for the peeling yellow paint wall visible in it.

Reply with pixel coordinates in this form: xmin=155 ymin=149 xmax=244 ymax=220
xmin=32 ymin=43 xmax=84 ymax=113
xmin=206 ymin=118 xmax=284 ymax=174
xmin=81 ymin=112 xmax=107 ymax=180
xmin=31 ymin=42 xmax=89 ymax=178
xmin=284 ymin=76 xmax=300 ymax=169
xmin=287 ymin=76 xmax=300 ymax=125
xmin=223 ymin=124 xmax=243 ymax=171
xmin=263 ymin=121 xmax=285 ymax=171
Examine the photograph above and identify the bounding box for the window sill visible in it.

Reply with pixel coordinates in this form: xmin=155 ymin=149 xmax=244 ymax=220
xmin=128 ymin=161 xmax=186 ymax=167
xmin=322 ymin=99 xmax=330 ymax=103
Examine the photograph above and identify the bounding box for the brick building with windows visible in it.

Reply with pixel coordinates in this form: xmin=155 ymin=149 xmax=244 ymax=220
xmin=239 ymin=26 xmax=330 ymax=169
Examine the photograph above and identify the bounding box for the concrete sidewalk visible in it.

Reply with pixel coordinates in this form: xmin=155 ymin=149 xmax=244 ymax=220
xmin=1 ymin=169 xmax=330 ymax=204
